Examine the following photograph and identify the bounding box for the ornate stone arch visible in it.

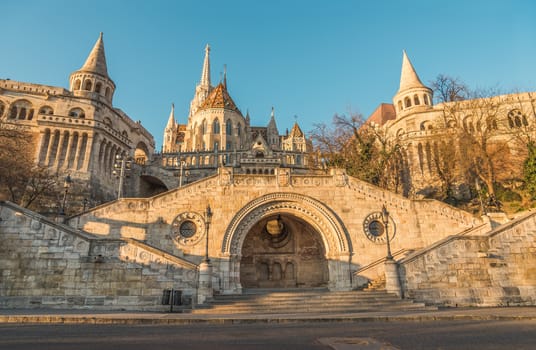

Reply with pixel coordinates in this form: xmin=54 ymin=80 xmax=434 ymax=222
xmin=222 ymin=192 xmax=352 ymax=258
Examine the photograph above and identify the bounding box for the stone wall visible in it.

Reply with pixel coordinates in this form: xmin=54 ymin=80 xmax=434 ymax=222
xmin=71 ymin=170 xmax=486 ymax=293
xmin=0 ymin=202 xmax=197 ymax=310
xmin=399 ymin=212 xmax=536 ymax=306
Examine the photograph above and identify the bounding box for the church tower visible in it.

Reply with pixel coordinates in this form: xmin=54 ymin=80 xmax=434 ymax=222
xmin=266 ymin=107 xmax=280 ymax=150
xmin=392 ymin=51 xmax=433 ymax=117
xmin=163 ymin=104 xmax=177 ymax=153
xmin=69 ymin=32 xmax=116 ymax=104
xmin=188 ymin=44 xmax=213 ymax=119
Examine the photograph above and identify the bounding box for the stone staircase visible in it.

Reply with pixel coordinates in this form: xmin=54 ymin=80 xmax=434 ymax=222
xmin=363 ymin=275 xmax=386 ymax=292
xmin=190 ymin=289 xmax=433 ymax=315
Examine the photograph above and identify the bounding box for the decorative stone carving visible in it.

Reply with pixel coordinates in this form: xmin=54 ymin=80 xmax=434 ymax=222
xmin=171 ymin=211 xmax=206 ymax=246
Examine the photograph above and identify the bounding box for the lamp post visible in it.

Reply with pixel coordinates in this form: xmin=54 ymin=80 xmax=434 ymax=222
xmin=204 ymin=204 xmax=212 ymax=262
xmin=381 ymin=204 xmax=393 ymax=260
xmin=60 ymin=174 xmax=73 ymax=215
xmin=381 ymin=204 xmax=402 ymax=297
xmin=113 ymin=155 xmax=131 ymax=199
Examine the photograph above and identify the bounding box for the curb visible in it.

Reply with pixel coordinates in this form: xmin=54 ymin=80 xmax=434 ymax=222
xmin=1 ymin=313 xmax=535 ymax=325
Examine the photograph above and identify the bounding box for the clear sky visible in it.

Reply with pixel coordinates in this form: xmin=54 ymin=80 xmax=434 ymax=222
xmin=2 ymin=0 xmax=536 ymax=149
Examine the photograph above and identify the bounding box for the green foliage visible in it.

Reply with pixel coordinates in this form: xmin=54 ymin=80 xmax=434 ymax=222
xmin=523 ymin=142 xmax=536 ymax=199
xmin=494 ymin=184 xmax=522 ymax=202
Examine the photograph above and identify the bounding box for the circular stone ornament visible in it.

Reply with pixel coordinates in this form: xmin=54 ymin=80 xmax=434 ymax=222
xmin=362 ymin=212 xmax=396 ymax=244
xmin=171 ymin=212 xmax=206 ymax=246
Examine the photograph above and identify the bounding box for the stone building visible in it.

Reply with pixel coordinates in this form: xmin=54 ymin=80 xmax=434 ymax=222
xmin=159 ymin=45 xmax=313 ymax=187
xmin=0 ymin=37 xmax=534 ymax=311
xmin=0 ymin=33 xmax=155 ymax=204
xmin=369 ymin=51 xmax=536 ymax=199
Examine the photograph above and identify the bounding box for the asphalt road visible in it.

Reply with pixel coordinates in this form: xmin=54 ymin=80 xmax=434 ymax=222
xmin=0 ymin=320 xmax=535 ymax=350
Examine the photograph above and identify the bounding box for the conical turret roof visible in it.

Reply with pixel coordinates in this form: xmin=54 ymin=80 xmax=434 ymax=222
xmin=80 ymin=32 xmax=109 ymax=77
xmin=398 ymin=50 xmax=425 ymax=92
xmin=267 ymin=107 xmax=278 ymax=130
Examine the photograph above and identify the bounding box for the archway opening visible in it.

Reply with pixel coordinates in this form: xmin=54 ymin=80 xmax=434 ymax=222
xmin=240 ymin=214 xmax=328 ymax=289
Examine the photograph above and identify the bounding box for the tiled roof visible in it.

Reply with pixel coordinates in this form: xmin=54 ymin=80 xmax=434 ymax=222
xmin=199 ymin=83 xmax=241 ymax=114
xmin=289 ymin=122 xmax=304 ymax=137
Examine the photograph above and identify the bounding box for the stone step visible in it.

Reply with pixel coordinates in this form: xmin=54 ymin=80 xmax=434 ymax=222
xmin=189 ymin=290 xmax=432 ymax=315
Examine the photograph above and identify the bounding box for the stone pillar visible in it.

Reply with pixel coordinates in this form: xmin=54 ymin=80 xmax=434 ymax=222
xmin=197 ymin=261 xmax=213 ymax=304
xmin=385 ymin=258 xmax=403 ymax=298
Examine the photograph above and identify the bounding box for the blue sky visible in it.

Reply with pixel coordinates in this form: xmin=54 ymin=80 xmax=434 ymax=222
xmin=2 ymin=0 xmax=536 ymax=149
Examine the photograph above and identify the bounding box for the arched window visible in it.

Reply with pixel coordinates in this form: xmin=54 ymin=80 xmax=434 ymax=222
xmin=95 ymin=82 xmax=102 ymax=94
xmin=397 ymin=100 xmax=403 ymax=111
xmin=202 ymin=119 xmax=207 ymax=134
xmin=237 ymin=123 xmax=242 ymax=136
xmin=414 ymin=95 xmax=420 ymax=105
xmin=213 ymin=119 xmax=220 ymax=134
xmin=404 ymin=97 xmax=412 ymax=108
xmin=39 ymin=106 xmax=54 ymax=115
xmin=83 ymin=79 xmax=92 ymax=91
xmin=74 ymin=79 xmax=81 ymax=90
xmin=423 ymin=94 xmax=430 ymax=105
xmin=508 ymin=109 xmax=527 ymax=129
xmin=9 ymin=106 xmax=17 ymax=119
xmin=9 ymin=100 xmax=33 ymax=120
xmin=420 ymin=121 xmax=433 ymax=130
xmin=508 ymin=115 xmax=514 ymax=128
xmin=105 ymin=87 xmax=111 ymax=97
xmin=69 ymin=108 xmax=85 ymax=119
xmin=226 ymin=119 xmax=232 ymax=135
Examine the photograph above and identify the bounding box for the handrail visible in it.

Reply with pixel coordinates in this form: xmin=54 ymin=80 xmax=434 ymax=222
xmin=353 ymin=249 xmax=411 ymax=275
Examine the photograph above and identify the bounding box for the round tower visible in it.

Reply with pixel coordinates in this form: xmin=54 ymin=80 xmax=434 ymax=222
xmin=392 ymin=51 xmax=433 ymax=116
xmin=69 ymin=32 xmax=116 ymax=104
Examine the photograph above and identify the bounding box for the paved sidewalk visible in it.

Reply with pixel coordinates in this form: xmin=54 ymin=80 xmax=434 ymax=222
xmin=0 ymin=306 xmax=535 ymax=325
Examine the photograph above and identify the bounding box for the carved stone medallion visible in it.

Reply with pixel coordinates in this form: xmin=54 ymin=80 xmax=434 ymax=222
xmin=362 ymin=212 xmax=396 ymax=244
xmin=171 ymin=212 xmax=206 ymax=246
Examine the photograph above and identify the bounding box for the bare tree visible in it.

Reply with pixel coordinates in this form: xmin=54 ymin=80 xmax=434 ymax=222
xmin=0 ymin=121 xmax=58 ymax=208
xmin=430 ymin=74 xmax=469 ymax=104
xmin=436 ymin=86 xmax=526 ymax=203
xmin=310 ymin=113 xmax=406 ymax=193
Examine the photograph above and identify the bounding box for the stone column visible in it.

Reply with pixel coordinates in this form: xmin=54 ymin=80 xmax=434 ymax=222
xmin=197 ymin=261 xmax=213 ymax=304
xmin=385 ymin=258 xmax=403 ymax=298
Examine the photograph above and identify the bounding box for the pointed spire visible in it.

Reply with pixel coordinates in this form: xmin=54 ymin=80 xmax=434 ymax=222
xmin=398 ymin=50 xmax=425 ymax=92
xmin=166 ymin=103 xmax=176 ymax=130
xmin=200 ymin=44 xmax=211 ymax=86
xmin=223 ymin=64 xmax=227 ymax=89
xmin=267 ymin=107 xmax=278 ymax=130
xmin=289 ymin=122 xmax=304 ymax=138
xmin=80 ymin=32 xmax=109 ymax=77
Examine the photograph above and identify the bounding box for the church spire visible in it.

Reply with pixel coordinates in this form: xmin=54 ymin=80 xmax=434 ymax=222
xmin=166 ymin=103 xmax=176 ymax=130
xmin=398 ymin=50 xmax=425 ymax=92
xmin=200 ymin=44 xmax=211 ymax=87
xmin=223 ymin=64 xmax=227 ymax=89
xmin=80 ymin=32 xmax=109 ymax=77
